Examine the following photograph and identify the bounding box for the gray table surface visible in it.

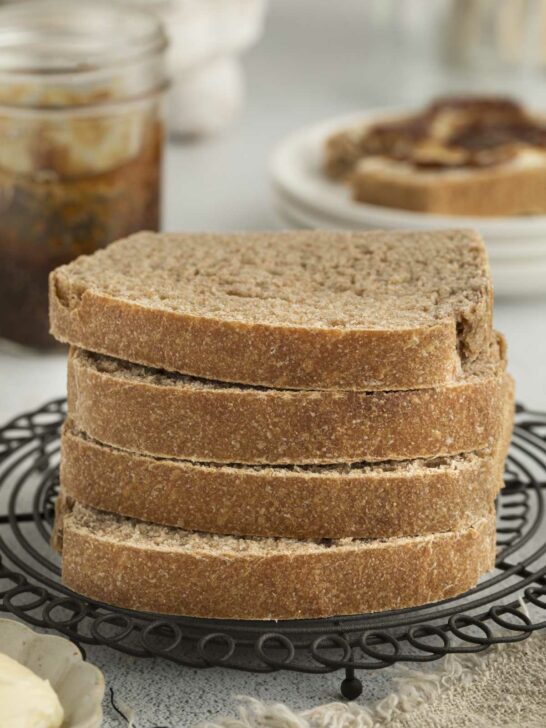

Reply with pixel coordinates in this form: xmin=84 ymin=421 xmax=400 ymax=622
xmin=1 ymin=1 xmax=546 ymax=725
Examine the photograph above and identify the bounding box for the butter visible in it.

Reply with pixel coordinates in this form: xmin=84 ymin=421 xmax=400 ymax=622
xmin=0 ymin=652 xmax=64 ymax=728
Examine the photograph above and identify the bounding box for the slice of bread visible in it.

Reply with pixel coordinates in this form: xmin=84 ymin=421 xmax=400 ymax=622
xmin=49 ymin=230 xmax=493 ymax=391
xmin=351 ymin=154 xmax=546 ymax=216
xmin=60 ymin=377 xmax=513 ymax=539
xmin=324 ymin=97 xmax=546 ymax=215
xmin=67 ymin=341 xmax=508 ymax=465
xmin=54 ymin=497 xmax=497 ymax=620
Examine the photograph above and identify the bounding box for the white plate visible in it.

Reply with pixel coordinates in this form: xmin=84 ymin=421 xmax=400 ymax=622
xmin=0 ymin=618 xmax=104 ymax=728
xmin=269 ymin=110 xmax=546 ymax=261
xmin=274 ymin=188 xmax=546 ymax=297
xmin=273 ymin=182 xmax=546 ymax=261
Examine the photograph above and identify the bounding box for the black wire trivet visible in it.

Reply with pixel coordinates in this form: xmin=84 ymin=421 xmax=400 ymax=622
xmin=1 ymin=399 xmax=546 ymax=701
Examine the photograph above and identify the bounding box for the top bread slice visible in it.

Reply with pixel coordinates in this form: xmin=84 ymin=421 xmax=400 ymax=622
xmin=49 ymin=230 xmax=493 ymax=391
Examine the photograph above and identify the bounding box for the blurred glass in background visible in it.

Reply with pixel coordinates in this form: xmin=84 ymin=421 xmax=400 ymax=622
xmin=361 ymin=0 xmax=546 ymax=100
xmin=0 ymin=0 xmax=167 ymax=348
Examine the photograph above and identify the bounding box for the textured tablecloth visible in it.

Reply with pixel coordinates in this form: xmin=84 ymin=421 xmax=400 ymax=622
xmin=199 ymin=631 xmax=546 ymax=728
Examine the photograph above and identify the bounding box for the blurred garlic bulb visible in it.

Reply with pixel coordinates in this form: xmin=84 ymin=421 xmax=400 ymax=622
xmin=121 ymin=0 xmax=267 ymax=138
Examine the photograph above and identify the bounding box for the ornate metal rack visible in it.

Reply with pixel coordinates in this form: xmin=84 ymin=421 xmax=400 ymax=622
xmin=1 ymin=399 xmax=545 ymax=699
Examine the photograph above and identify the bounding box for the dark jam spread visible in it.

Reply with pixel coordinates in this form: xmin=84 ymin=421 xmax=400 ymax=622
xmin=360 ymin=96 xmax=546 ymax=171
xmin=449 ymin=120 xmax=546 ymax=151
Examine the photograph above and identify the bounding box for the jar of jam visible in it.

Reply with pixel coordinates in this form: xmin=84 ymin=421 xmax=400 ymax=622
xmin=0 ymin=0 xmax=168 ymax=348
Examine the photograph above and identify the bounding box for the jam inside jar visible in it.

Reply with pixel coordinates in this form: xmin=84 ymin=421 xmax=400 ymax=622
xmin=0 ymin=0 xmax=168 ymax=348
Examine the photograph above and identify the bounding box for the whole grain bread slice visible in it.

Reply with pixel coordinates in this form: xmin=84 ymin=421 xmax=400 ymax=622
xmin=324 ymin=97 xmax=546 ymax=216
xmin=50 ymin=230 xmax=493 ymax=391
xmin=67 ymin=339 xmax=508 ymax=465
xmin=60 ymin=377 xmax=513 ymax=539
xmin=54 ymin=497 xmax=497 ymax=620
xmin=351 ymin=155 xmax=546 ymax=216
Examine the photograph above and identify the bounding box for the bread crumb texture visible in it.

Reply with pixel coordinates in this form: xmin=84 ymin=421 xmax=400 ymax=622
xmin=50 ymin=230 xmax=493 ymax=390
xmin=52 ymin=230 xmax=488 ymax=329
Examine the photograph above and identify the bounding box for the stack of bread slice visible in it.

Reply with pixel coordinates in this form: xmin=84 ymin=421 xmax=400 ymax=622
xmin=49 ymin=229 xmax=513 ymax=620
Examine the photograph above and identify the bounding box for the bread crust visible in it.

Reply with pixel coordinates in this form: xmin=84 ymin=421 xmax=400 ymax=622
xmin=49 ymin=230 xmax=493 ymax=391
xmin=352 ymin=159 xmax=546 ymax=216
xmin=67 ymin=348 xmax=508 ymax=465
xmin=51 ymin=286 xmax=459 ymax=391
xmin=57 ymin=501 xmax=497 ymax=620
xmin=60 ymin=418 xmax=507 ymax=539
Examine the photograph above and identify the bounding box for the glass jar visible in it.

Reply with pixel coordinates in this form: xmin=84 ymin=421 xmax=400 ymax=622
xmin=0 ymin=0 xmax=168 ymax=349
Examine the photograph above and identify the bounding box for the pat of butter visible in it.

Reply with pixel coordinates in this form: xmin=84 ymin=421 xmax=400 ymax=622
xmin=0 ymin=652 xmax=64 ymax=728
